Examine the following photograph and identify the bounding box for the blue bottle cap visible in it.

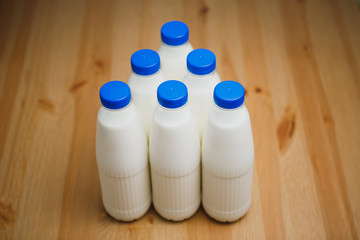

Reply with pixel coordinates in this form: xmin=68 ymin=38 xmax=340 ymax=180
xmin=187 ymin=49 xmax=216 ymax=75
xmin=161 ymin=21 xmax=189 ymax=46
xmin=214 ymin=81 xmax=245 ymax=109
xmin=99 ymin=81 xmax=131 ymax=109
xmin=131 ymin=49 xmax=160 ymax=76
xmin=157 ymin=80 xmax=188 ymax=109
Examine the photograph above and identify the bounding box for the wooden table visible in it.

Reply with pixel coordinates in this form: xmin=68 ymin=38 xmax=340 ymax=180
xmin=1 ymin=0 xmax=359 ymax=239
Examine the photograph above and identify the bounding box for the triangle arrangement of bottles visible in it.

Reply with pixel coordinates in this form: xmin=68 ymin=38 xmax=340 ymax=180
xmin=96 ymin=21 xmax=254 ymax=223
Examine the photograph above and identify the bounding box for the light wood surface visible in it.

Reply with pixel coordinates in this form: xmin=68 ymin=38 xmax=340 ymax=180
xmin=1 ymin=0 xmax=360 ymax=239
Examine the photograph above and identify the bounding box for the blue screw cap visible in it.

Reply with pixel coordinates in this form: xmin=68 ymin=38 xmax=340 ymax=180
xmin=131 ymin=49 xmax=160 ymax=76
xmin=161 ymin=21 xmax=189 ymax=46
xmin=187 ymin=49 xmax=216 ymax=75
xmin=214 ymin=81 xmax=245 ymax=109
xmin=100 ymin=81 xmax=131 ymax=109
xmin=157 ymin=80 xmax=188 ymax=109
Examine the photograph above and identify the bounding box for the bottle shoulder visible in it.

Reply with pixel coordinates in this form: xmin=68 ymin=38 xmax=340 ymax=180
xmin=153 ymin=105 xmax=194 ymax=127
xmin=97 ymin=104 xmax=138 ymax=128
xmin=128 ymin=71 xmax=164 ymax=89
xmin=183 ymin=71 xmax=220 ymax=92
xmin=207 ymin=104 xmax=251 ymax=128
xmin=202 ymin=105 xmax=254 ymax=178
xmin=96 ymin=104 xmax=148 ymax=177
xmin=149 ymin=104 xmax=200 ymax=177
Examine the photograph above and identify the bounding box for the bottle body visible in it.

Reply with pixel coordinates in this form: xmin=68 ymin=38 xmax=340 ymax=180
xmin=202 ymin=104 xmax=254 ymax=222
xmin=158 ymin=42 xmax=193 ymax=81
xmin=149 ymin=105 xmax=200 ymax=221
xmin=128 ymin=71 xmax=164 ymax=138
xmin=183 ymin=71 xmax=220 ymax=138
xmin=96 ymin=103 xmax=151 ymax=221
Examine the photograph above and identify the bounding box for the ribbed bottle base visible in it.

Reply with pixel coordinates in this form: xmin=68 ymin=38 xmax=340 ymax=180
xmin=202 ymin=198 xmax=251 ymax=222
xmin=151 ymin=166 xmax=201 ymax=221
xmin=202 ymin=166 xmax=253 ymax=222
xmin=104 ymin=199 xmax=151 ymax=222
xmin=99 ymin=165 xmax=151 ymax=221
xmin=154 ymin=199 xmax=200 ymax=221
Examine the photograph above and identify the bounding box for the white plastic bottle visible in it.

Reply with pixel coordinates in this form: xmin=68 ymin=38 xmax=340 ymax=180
xmin=183 ymin=49 xmax=221 ymax=138
xmin=149 ymin=80 xmax=200 ymax=221
xmin=158 ymin=21 xmax=193 ymax=81
xmin=96 ymin=81 xmax=151 ymax=221
xmin=202 ymin=81 xmax=254 ymax=222
xmin=128 ymin=49 xmax=165 ymax=138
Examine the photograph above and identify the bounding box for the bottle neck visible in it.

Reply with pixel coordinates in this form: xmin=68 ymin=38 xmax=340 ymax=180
xmin=214 ymin=102 xmax=245 ymax=111
xmin=129 ymin=71 xmax=164 ymax=90
xmin=161 ymin=41 xmax=189 ymax=48
xmin=131 ymin=70 xmax=160 ymax=78
xmin=183 ymin=71 xmax=219 ymax=91
xmin=158 ymin=102 xmax=188 ymax=111
xmin=159 ymin=42 xmax=192 ymax=56
xmin=186 ymin=70 xmax=216 ymax=77
xmin=101 ymin=101 xmax=132 ymax=112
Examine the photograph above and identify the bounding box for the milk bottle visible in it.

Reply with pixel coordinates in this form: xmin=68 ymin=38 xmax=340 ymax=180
xmin=183 ymin=49 xmax=221 ymax=138
xmin=128 ymin=49 xmax=165 ymax=138
xmin=202 ymin=81 xmax=254 ymax=222
xmin=149 ymin=80 xmax=200 ymax=221
xmin=96 ymin=81 xmax=151 ymax=221
xmin=158 ymin=21 xmax=193 ymax=81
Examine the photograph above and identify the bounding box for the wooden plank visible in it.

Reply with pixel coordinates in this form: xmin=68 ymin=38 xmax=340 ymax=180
xmin=0 ymin=0 xmax=359 ymax=239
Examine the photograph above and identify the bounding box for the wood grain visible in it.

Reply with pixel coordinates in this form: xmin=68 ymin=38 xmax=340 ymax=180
xmin=0 ymin=0 xmax=359 ymax=239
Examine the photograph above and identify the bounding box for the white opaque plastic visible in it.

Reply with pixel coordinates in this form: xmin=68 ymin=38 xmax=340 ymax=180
xmin=183 ymin=71 xmax=220 ymax=138
xmin=158 ymin=42 xmax=193 ymax=81
xmin=128 ymin=71 xmax=165 ymax=138
xmin=202 ymin=103 xmax=254 ymax=222
xmin=149 ymin=104 xmax=201 ymax=221
xmin=96 ymin=103 xmax=151 ymax=221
